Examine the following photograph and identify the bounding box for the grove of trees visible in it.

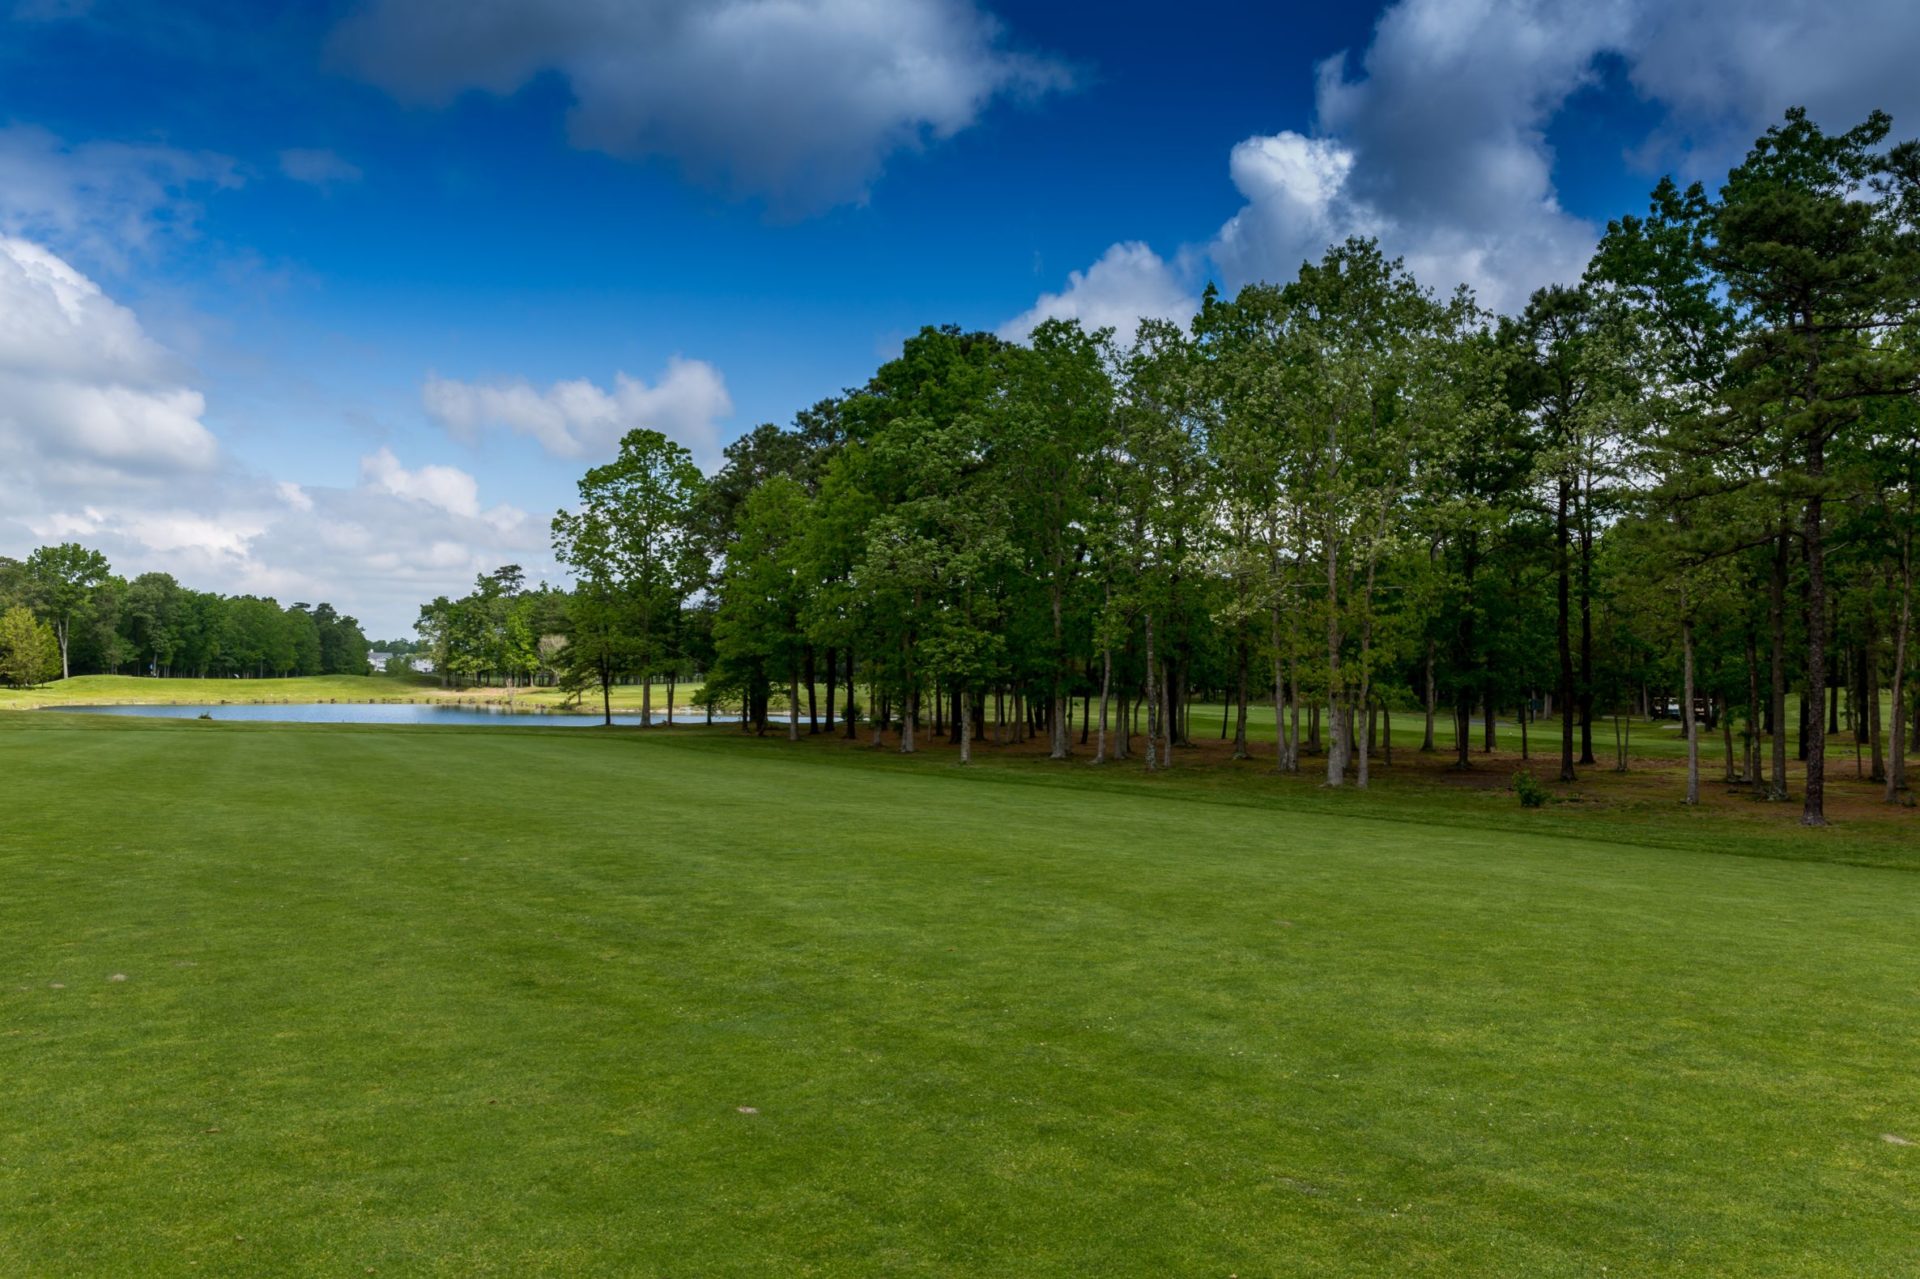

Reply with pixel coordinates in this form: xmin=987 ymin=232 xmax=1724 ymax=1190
xmin=477 ymin=110 xmax=1920 ymax=827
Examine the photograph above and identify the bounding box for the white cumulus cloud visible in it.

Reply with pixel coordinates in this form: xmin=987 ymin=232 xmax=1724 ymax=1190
xmin=329 ymin=0 xmax=1070 ymax=213
xmin=0 ymin=236 xmax=219 ymax=476
xmin=1013 ymin=0 xmax=1920 ymax=326
xmin=998 ymin=241 xmax=1198 ymax=345
xmin=359 ymin=446 xmax=483 ymax=518
xmin=423 ymin=357 xmax=734 ymax=466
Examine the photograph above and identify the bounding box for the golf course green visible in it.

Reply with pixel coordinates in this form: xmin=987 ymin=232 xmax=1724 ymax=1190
xmin=2 ymin=711 xmax=1915 ymax=1276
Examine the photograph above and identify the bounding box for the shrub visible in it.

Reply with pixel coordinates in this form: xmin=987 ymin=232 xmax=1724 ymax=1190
xmin=1513 ymin=770 xmax=1550 ymax=808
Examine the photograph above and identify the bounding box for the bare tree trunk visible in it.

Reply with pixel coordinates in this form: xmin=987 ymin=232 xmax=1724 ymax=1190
xmin=1325 ymin=529 xmax=1344 ymax=786
xmin=1768 ymin=524 xmax=1789 ymax=798
xmin=959 ymin=685 xmax=972 ymax=764
xmin=1682 ymin=588 xmax=1700 ymax=806
xmin=1745 ymin=627 xmax=1762 ymax=787
xmin=1888 ymin=539 xmax=1913 ymax=804
xmin=788 ymin=663 xmax=800 ymax=742
xmin=1289 ymin=666 xmax=1301 ymax=772
xmin=1144 ymin=612 xmax=1160 ymax=772
xmin=844 ymin=646 xmax=858 ymax=739
xmin=1868 ymin=592 xmax=1886 ymax=784
xmin=1270 ymin=642 xmax=1289 ymax=772
xmin=1422 ymin=639 xmax=1436 ymax=752
xmin=824 ymin=646 xmax=837 ymax=739
xmin=1804 ymin=466 xmax=1829 ymax=825
xmin=1356 ymin=685 xmax=1372 ymax=788
xmin=1232 ymin=636 xmax=1250 ymax=760
xmin=1094 ymin=643 xmax=1112 ymax=765
xmin=805 ymin=645 xmax=818 ymax=734
xmin=1721 ymin=697 xmax=1735 ymax=783
xmin=1160 ymin=657 xmax=1174 ymax=766
xmin=1557 ymin=474 xmax=1577 ymax=782
xmin=1578 ymin=487 xmax=1596 ymax=766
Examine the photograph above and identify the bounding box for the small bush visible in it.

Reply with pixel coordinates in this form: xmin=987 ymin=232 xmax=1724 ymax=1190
xmin=1513 ymin=770 xmax=1549 ymax=808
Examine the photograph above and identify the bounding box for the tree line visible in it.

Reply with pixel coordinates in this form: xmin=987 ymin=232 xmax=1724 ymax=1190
xmin=0 ymin=544 xmax=371 ymax=684
xmin=424 ymin=110 xmax=1919 ymax=826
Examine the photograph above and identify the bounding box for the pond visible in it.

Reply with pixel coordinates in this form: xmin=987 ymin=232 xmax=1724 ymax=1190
xmin=44 ymin=703 xmax=792 ymax=727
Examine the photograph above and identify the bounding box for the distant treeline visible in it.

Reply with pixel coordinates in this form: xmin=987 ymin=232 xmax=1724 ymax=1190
xmin=0 ymin=545 xmax=370 ymax=682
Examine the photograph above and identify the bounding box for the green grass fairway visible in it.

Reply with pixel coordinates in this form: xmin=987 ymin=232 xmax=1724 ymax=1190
xmin=0 ymin=673 xmax=443 ymax=710
xmin=2 ymin=715 xmax=1916 ymax=1276
xmin=0 ymin=673 xmax=692 ymax=712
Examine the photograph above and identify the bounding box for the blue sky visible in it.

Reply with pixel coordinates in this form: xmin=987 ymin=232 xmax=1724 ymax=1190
xmin=2 ymin=0 xmax=1916 ymax=636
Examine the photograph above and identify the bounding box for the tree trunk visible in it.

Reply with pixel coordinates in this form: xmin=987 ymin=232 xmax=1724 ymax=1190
xmin=1094 ymin=643 xmax=1112 ymax=765
xmin=1682 ymin=589 xmax=1700 ymax=806
xmin=1421 ymin=639 xmax=1436 ymax=752
xmin=1768 ymin=525 xmax=1789 ymax=798
xmin=1356 ymin=686 xmax=1372 ymax=788
xmin=824 ymin=646 xmax=837 ymax=737
xmin=1888 ymin=539 xmax=1913 ymax=803
xmin=1721 ymin=696 xmax=1735 ymax=783
xmin=1865 ymin=594 xmax=1885 ymax=784
xmin=959 ymin=685 xmax=972 ymax=765
xmin=1556 ymin=475 xmax=1576 ymax=782
xmin=1803 ymin=467 xmax=1829 ymax=825
xmin=1578 ymin=493 xmax=1596 ymax=766
xmin=1746 ymin=626 xmax=1762 ymax=787
xmin=1270 ymin=626 xmax=1288 ymax=774
xmin=844 ymin=647 xmax=858 ymax=739
xmin=788 ymin=663 xmax=800 ymax=742
xmin=805 ymin=645 xmax=818 ymax=734
xmin=1231 ymin=637 xmax=1250 ymax=760
xmin=1048 ymin=560 xmax=1069 ymax=760
xmin=1325 ymin=529 xmax=1343 ymax=786
xmin=1143 ymin=611 xmax=1160 ymax=772
xmin=1288 ymin=665 xmax=1301 ymax=772
xmin=1454 ymin=692 xmax=1470 ymax=769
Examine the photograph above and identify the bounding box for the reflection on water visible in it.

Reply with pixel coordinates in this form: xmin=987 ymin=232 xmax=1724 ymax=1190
xmin=45 ymin=702 xmax=792 ymax=727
